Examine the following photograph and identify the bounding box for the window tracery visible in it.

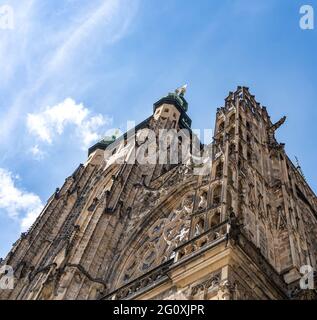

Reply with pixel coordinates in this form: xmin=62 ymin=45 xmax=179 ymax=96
xmin=119 ymin=193 xmax=194 ymax=285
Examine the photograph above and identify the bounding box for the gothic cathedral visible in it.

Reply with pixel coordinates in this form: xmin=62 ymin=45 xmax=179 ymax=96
xmin=1 ymin=86 xmax=316 ymax=300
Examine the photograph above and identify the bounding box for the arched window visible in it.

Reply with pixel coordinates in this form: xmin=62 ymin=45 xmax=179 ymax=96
xmin=259 ymin=225 xmax=268 ymax=257
xmin=213 ymin=185 xmax=222 ymax=206
xmin=229 ymin=143 xmax=235 ymax=156
xmin=239 ymin=127 xmax=244 ymax=140
xmin=229 ymin=113 xmax=235 ymax=125
xmin=227 ymin=192 xmax=232 ymax=210
xmin=198 ymin=191 xmax=208 ymax=210
xmin=210 ymin=211 xmax=220 ymax=228
xmin=215 ymin=162 xmax=223 ymax=179
xmin=228 ymin=167 xmax=234 ymax=184
xmin=228 ymin=127 xmax=235 ymax=141
xmin=194 ymin=218 xmax=205 ymax=237
xmin=219 ymin=134 xmax=224 ymax=147
xmin=218 ymin=121 xmax=224 ymax=132
xmin=239 ymin=143 xmax=244 ymax=156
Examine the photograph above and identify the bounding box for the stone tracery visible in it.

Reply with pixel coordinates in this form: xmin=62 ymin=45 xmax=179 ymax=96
xmin=119 ymin=193 xmax=194 ymax=285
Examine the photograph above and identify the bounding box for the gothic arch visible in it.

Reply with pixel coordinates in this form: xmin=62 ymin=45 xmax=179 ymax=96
xmin=212 ymin=185 xmax=222 ymax=207
xmin=215 ymin=161 xmax=223 ymax=179
xmin=106 ymin=178 xmax=199 ymax=291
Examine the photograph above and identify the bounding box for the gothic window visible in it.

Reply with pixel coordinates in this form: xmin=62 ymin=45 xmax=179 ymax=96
xmin=246 ymin=121 xmax=252 ymax=131
xmin=215 ymin=162 xmax=223 ymax=179
xmin=257 ymin=194 xmax=265 ymax=220
xmin=247 ymin=150 xmax=252 ymax=162
xmin=218 ymin=121 xmax=224 ymax=132
xmin=118 ymin=193 xmax=193 ymax=285
xmin=219 ymin=134 xmax=224 ymax=148
xmin=210 ymin=211 xmax=221 ymax=228
xmin=239 ymin=143 xmax=244 ymax=156
xmin=229 ymin=143 xmax=235 ymax=156
xmin=198 ymin=191 xmax=208 ymax=210
xmin=213 ymin=185 xmax=222 ymax=206
xmin=267 ymin=231 xmax=275 ymax=264
xmin=228 ymin=167 xmax=234 ymax=185
xmin=228 ymin=127 xmax=235 ymax=141
xmin=239 ymin=127 xmax=244 ymax=140
xmin=227 ymin=191 xmax=232 ymax=210
xmin=257 ymin=182 xmax=262 ymax=194
xmin=259 ymin=225 xmax=268 ymax=257
xmin=244 ymin=210 xmax=256 ymax=241
xmin=229 ymin=113 xmax=235 ymax=126
xmin=248 ymin=183 xmax=256 ymax=208
xmin=277 ymin=205 xmax=283 ymax=216
xmin=267 ymin=204 xmax=272 ymax=217
xmin=194 ymin=218 xmax=205 ymax=237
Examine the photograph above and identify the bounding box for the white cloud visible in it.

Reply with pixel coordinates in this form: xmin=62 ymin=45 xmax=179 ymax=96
xmin=0 ymin=168 xmax=44 ymax=231
xmin=27 ymin=98 xmax=112 ymax=151
xmin=20 ymin=207 xmax=42 ymax=232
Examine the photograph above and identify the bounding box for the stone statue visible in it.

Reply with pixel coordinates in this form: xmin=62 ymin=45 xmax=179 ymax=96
xmin=175 ymin=84 xmax=187 ymax=97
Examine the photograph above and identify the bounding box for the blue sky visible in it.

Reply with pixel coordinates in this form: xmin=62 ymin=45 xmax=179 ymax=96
xmin=0 ymin=0 xmax=316 ymax=258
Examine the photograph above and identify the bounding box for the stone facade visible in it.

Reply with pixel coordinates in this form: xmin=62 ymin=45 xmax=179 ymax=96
xmin=1 ymin=86 xmax=316 ymax=300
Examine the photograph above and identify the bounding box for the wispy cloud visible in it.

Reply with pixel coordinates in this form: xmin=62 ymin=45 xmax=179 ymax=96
xmin=0 ymin=168 xmax=43 ymax=231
